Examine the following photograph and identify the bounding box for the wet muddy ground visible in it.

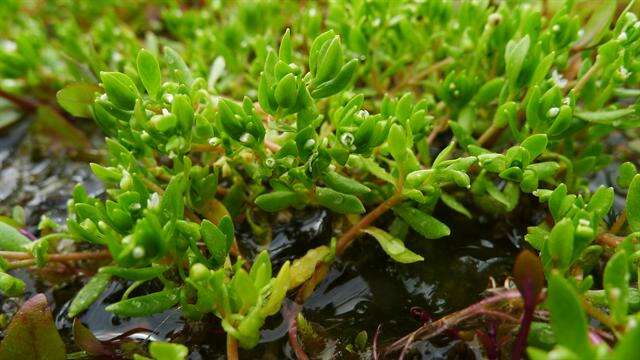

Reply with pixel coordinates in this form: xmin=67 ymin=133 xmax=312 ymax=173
xmin=0 ymin=118 xmax=608 ymax=359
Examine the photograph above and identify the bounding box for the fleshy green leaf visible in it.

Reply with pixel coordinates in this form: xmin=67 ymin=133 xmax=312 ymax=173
xmin=68 ymin=272 xmax=112 ymax=318
xmin=56 ymin=83 xmax=100 ymax=118
xmin=149 ymin=342 xmax=189 ymax=360
xmin=363 ymin=227 xmax=423 ymax=263
xmin=627 ymin=174 xmax=640 ymax=232
xmin=546 ymin=275 xmax=592 ymax=358
xmin=394 ymin=205 xmax=450 ymax=239
xmin=137 ymin=49 xmax=161 ymax=98
xmin=0 ymin=221 xmax=31 ymax=251
xmin=603 ymin=251 xmax=629 ymax=324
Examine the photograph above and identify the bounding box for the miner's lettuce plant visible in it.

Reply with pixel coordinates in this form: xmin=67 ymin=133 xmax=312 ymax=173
xmin=2 ymin=0 xmax=640 ymax=358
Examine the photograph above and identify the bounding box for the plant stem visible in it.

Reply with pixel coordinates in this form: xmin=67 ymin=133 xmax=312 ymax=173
xmin=288 ymin=315 xmax=309 ymax=360
xmin=384 ymin=289 xmax=522 ymax=355
xmin=572 ymin=60 xmax=600 ymax=98
xmin=0 ymin=88 xmax=39 ymax=112
xmin=477 ymin=123 xmax=502 ymax=147
xmin=226 ymin=334 xmax=239 ymax=360
xmin=581 ymin=297 xmax=618 ymax=332
xmin=609 ymin=210 xmax=626 ymax=235
xmin=596 ymin=233 xmax=625 ymax=248
xmin=335 ymin=193 xmax=403 ymax=256
xmin=3 ymin=249 xmax=111 ymax=269
xmin=427 ymin=118 xmax=449 ymax=146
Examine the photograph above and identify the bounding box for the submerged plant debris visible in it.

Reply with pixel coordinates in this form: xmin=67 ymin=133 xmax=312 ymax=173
xmin=2 ymin=1 xmax=640 ymax=359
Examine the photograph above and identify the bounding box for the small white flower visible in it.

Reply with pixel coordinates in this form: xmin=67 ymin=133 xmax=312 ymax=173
xmin=1 ymin=40 xmax=16 ymax=52
xmin=552 ymin=24 xmax=560 ymax=32
xmin=340 ymin=132 xmax=355 ymax=146
xmin=304 ymin=139 xmax=316 ymax=148
xmin=133 ymin=246 xmax=145 ymax=259
xmin=163 ymin=93 xmax=174 ymax=103
xmin=357 ymin=109 xmax=369 ymax=118
xmin=208 ymin=137 xmax=220 ymax=146
xmin=239 ymin=133 xmax=252 ymax=143
xmin=551 ymin=69 xmax=568 ymax=88
xmin=619 ymin=66 xmax=631 ymax=80
xmin=617 ymin=32 xmax=628 ymax=42
xmin=147 ymin=192 xmax=160 ymax=209
xmin=547 ymin=107 xmax=560 ymax=118
xmin=265 ymin=157 xmax=276 ymax=168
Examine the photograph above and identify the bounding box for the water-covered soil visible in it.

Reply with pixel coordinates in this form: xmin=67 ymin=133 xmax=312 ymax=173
xmin=0 ymin=118 xmax=551 ymax=358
